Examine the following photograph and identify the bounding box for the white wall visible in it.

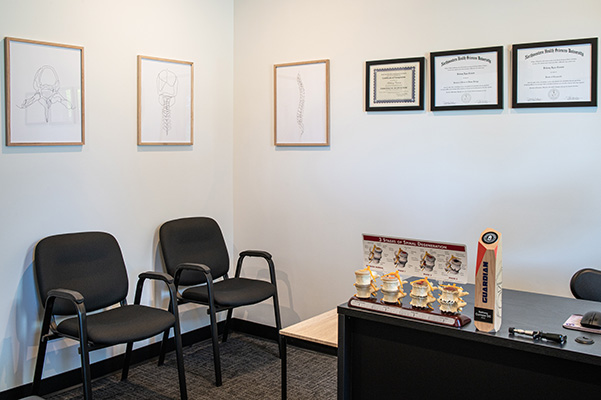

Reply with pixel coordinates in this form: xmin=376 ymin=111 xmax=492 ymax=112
xmin=1 ymin=0 xmax=600 ymax=393
xmin=0 ymin=0 xmax=234 ymax=391
xmin=233 ymin=0 xmax=601 ymax=326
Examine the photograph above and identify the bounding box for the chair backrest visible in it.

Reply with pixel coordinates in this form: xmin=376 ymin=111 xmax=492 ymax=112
xmin=34 ymin=232 xmax=129 ymax=315
xmin=570 ymin=268 xmax=601 ymax=302
xmin=159 ymin=217 xmax=230 ymax=286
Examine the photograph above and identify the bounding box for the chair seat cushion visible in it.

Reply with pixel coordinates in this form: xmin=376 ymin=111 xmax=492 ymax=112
xmin=182 ymin=278 xmax=275 ymax=307
xmin=57 ymin=304 xmax=175 ymax=345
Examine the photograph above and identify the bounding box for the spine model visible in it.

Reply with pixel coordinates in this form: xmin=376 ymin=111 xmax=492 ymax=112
xmin=474 ymin=229 xmax=502 ymax=332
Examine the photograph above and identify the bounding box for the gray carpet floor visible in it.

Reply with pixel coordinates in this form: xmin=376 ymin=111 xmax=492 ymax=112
xmin=44 ymin=333 xmax=337 ymax=400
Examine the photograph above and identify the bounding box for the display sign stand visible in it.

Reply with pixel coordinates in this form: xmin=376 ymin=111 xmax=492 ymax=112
xmin=348 ymin=294 xmax=471 ymax=328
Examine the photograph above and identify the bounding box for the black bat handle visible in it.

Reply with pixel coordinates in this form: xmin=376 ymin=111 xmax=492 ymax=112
xmin=540 ymin=332 xmax=567 ymax=344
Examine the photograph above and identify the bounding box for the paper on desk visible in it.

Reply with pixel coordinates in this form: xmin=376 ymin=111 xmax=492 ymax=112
xmin=563 ymin=314 xmax=601 ymax=334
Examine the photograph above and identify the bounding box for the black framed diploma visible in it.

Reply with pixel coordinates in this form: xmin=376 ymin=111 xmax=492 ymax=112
xmin=512 ymin=37 xmax=598 ymax=108
xmin=430 ymin=46 xmax=503 ymax=111
xmin=365 ymin=57 xmax=425 ymax=111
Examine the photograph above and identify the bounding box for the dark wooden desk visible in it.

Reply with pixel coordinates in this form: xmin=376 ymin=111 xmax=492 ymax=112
xmin=338 ymin=286 xmax=601 ymax=399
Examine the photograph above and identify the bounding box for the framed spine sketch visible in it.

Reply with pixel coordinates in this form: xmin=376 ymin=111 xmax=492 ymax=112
xmin=512 ymin=37 xmax=598 ymax=108
xmin=138 ymin=56 xmax=193 ymax=145
xmin=4 ymin=37 xmax=84 ymax=146
xmin=430 ymin=46 xmax=503 ymax=111
xmin=274 ymin=59 xmax=330 ymax=146
xmin=365 ymin=57 xmax=425 ymax=111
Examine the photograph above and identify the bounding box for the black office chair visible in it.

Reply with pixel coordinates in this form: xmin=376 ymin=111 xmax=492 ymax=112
xmin=32 ymin=232 xmax=187 ymax=400
xmin=570 ymin=268 xmax=601 ymax=302
xmin=158 ymin=217 xmax=283 ymax=386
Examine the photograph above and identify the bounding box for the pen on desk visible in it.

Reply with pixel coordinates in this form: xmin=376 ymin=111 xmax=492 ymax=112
xmin=508 ymin=327 xmax=567 ymax=344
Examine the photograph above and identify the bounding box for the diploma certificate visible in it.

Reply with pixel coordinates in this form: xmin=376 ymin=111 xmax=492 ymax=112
xmin=513 ymin=38 xmax=597 ymax=108
xmin=366 ymin=57 xmax=425 ymax=111
xmin=373 ymin=66 xmax=416 ymax=103
xmin=431 ymin=47 xmax=503 ymax=111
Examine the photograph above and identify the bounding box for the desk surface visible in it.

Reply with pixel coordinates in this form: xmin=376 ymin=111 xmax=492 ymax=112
xmin=280 ymin=308 xmax=338 ymax=348
xmin=338 ymin=285 xmax=601 ymax=366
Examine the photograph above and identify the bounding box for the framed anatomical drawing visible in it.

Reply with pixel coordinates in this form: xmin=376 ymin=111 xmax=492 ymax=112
xmin=5 ymin=37 xmax=85 ymax=146
xmin=274 ymin=59 xmax=330 ymax=146
xmin=138 ymin=55 xmax=193 ymax=145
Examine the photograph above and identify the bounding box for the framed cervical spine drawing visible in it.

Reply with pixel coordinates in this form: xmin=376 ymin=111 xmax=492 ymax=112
xmin=274 ymin=59 xmax=330 ymax=146
xmin=138 ymin=56 xmax=193 ymax=145
xmin=5 ymin=37 xmax=84 ymax=146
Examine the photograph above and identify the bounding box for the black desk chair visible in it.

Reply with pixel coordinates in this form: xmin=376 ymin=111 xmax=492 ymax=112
xmin=570 ymin=268 xmax=601 ymax=301
xmin=32 ymin=232 xmax=187 ymax=400
xmin=158 ymin=217 xmax=283 ymax=386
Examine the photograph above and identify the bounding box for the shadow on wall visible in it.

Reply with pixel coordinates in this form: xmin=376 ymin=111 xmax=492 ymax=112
xmin=152 ymin=226 xmax=172 ymax=311
xmin=2 ymin=240 xmax=117 ymax=391
xmin=0 ymin=244 xmax=40 ymax=389
xmin=255 ymin=267 xmax=300 ymax=327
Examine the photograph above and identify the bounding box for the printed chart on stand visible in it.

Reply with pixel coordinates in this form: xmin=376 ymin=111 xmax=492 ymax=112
xmin=363 ymin=234 xmax=468 ymax=283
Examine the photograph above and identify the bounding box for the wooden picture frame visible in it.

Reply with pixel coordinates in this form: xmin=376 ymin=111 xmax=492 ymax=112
xmin=138 ymin=55 xmax=193 ymax=145
xmin=4 ymin=37 xmax=85 ymax=146
xmin=430 ymin=46 xmax=503 ymax=111
xmin=274 ymin=59 xmax=330 ymax=146
xmin=365 ymin=57 xmax=425 ymax=111
xmin=512 ymin=37 xmax=598 ymax=108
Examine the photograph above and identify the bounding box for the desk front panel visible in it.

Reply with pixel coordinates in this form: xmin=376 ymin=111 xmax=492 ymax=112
xmin=338 ymin=287 xmax=601 ymax=398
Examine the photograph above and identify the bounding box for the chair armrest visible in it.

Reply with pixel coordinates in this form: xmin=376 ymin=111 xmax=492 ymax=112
xmin=139 ymin=271 xmax=174 ymax=284
xmin=239 ymin=250 xmax=272 ymax=260
xmin=43 ymin=288 xmax=88 ymax=343
xmin=174 ymin=263 xmax=217 ymax=309
xmin=48 ymin=288 xmax=85 ymax=304
xmin=173 ymin=263 xmax=213 ymax=286
xmin=176 ymin=262 xmax=212 ymax=274
xmin=235 ymin=250 xmax=277 ymax=283
xmin=134 ymin=271 xmax=179 ymax=307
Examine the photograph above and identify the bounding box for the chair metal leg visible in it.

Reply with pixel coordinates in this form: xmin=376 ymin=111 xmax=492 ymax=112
xmin=158 ymin=329 xmax=170 ymax=366
xmin=221 ymin=309 xmax=234 ymax=343
xmin=73 ymin=303 xmax=93 ymax=400
xmin=32 ymin=323 xmax=51 ymax=394
xmin=281 ymin=335 xmax=288 ymax=400
xmin=80 ymin=343 xmax=93 ymax=399
xmin=272 ymin=293 xmax=284 ymax=359
xmin=208 ymin=306 xmax=222 ymax=386
xmin=172 ymin=325 xmax=188 ymax=400
xmin=158 ymin=298 xmax=174 ymax=366
xmin=121 ymin=342 xmax=134 ymax=381
xmin=265 ymin=256 xmax=284 ymax=358
xmin=32 ymin=339 xmax=47 ymax=395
